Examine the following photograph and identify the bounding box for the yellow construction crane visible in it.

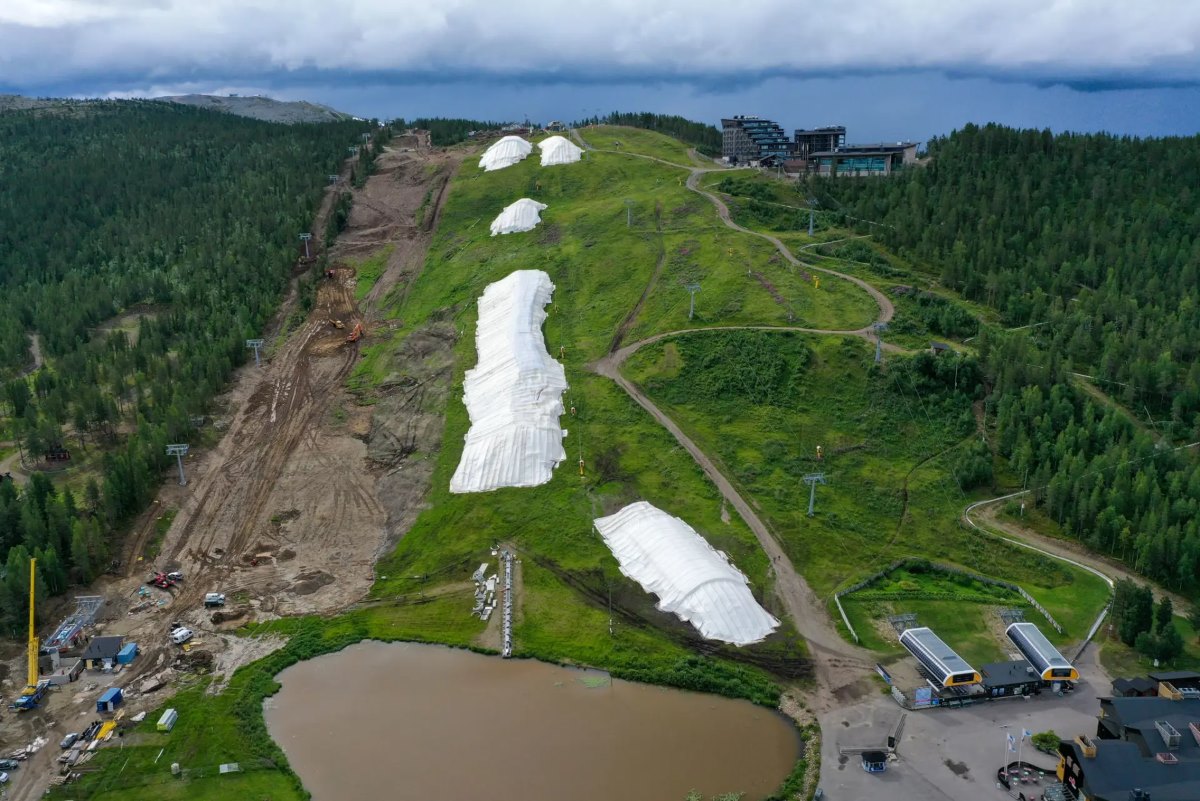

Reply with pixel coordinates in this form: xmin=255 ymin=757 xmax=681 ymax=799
xmin=14 ymin=558 xmax=45 ymax=711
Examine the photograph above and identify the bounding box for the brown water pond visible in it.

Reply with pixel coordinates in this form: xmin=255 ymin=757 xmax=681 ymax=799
xmin=264 ymin=641 xmax=801 ymax=801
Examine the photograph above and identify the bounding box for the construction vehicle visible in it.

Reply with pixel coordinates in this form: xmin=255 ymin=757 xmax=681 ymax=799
xmin=150 ymin=572 xmax=177 ymax=590
xmin=327 ymin=318 xmax=345 ymax=329
xmin=13 ymin=559 xmax=48 ymax=711
xmin=346 ymin=322 xmax=364 ymax=343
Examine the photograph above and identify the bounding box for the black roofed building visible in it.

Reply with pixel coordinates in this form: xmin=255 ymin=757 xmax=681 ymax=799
xmin=1057 ymin=695 xmax=1200 ymax=800
xmin=81 ymin=635 xmax=124 ymax=670
xmin=980 ymin=660 xmax=1043 ymax=698
xmin=1112 ymin=677 xmax=1161 ymax=698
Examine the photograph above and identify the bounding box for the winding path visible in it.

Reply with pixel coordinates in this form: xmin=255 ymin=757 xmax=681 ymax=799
xmin=578 ymin=131 xmax=906 ymax=701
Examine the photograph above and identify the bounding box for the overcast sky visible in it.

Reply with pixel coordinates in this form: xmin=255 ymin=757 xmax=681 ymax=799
xmin=2 ymin=0 xmax=1198 ymax=139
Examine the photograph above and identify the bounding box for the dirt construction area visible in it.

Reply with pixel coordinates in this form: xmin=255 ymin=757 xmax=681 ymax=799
xmin=0 ymin=132 xmax=466 ymax=801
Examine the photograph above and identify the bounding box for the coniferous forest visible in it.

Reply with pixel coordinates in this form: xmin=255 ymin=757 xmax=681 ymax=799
xmin=0 ymin=101 xmax=368 ymax=627
xmin=810 ymin=123 xmax=1200 ymax=592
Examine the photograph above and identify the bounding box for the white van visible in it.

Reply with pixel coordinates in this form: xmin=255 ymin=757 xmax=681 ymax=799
xmin=169 ymin=627 xmax=193 ymax=645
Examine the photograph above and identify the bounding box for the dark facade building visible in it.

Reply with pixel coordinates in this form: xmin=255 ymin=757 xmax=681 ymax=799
xmin=1112 ymin=677 xmax=1160 ymax=698
xmin=721 ymin=116 xmax=793 ymax=163
xmin=793 ymin=125 xmax=846 ymax=158
xmin=810 ymin=142 xmax=919 ymax=176
xmin=1057 ymin=695 xmax=1200 ymax=801
xmin=980 ymin=660 xmax=1044 ymax=698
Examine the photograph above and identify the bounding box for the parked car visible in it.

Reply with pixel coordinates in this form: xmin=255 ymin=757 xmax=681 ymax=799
xmin=170 ymin=627 xmax=193 ymax=645
xmin=0 ymin=759 xmax=19 ymax=770
xmin=59 ymin=733 xmax=79 ymax=750
xmin=203 ymin=592 xmax=226 ymax=608
xmin=166 ymin=571 xmax=184 ymax=582
xmin=0 ymin=771 xmax=8 ymax=783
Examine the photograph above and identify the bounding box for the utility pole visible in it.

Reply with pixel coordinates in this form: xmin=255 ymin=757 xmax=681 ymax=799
xmin=802 ymin=472 xmax=827 ymax=517
xmin=299 ymin=232 xmax=312 ymax=260
xmin=873 ymin=322 xmax=888 ymax=365
xmin=684 ymin=283 xmax=701 ymax=320
xmin=246 ymin=338 xmax=264 ymax=368
xmin=166 ymin=444 xmax=189 ymax=486
xmin=328 ymin=174 xmax=340 ymax=185
xmin=624 ymin=199 xmax=634 ymax=228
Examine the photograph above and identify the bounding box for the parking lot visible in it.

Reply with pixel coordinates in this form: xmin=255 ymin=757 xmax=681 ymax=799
xmin=818 ymin=650 xmax=1109 ymax=801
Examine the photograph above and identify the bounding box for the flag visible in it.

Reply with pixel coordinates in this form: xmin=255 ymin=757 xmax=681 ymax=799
xmin=1008 ymin=732 xmax=1017 ymax=750
xmin=1023 ymin=729 xmax=1034 ymax=739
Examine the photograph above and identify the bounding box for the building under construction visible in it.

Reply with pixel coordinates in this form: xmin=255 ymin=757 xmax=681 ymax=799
xmin=720 ymin=117 xmax=916 ymax=175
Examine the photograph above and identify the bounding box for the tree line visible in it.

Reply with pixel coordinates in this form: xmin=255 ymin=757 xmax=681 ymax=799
xmin=578 ymin=112 xmax=722 ymax=156
xmin=0 ymin=101 xmax=370 ymax=625
xmin=808 ymin=123 xmax=1200 ymax=594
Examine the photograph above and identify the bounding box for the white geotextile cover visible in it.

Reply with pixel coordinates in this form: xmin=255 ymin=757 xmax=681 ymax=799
xmin=450 ymin=270 xmax=568 ymax=494
xmin=490 ymin=198 xmax=548 ymax=236
xmin=594 ymin=501 xmax=779 ymax=646
xmin=538 ymin=135 xmax=583 ymax=166
xmin=479 ymin=135 xmax=533 ymax=171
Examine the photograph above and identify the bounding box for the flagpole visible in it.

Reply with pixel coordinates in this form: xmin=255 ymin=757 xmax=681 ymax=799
xmin=1000 ymin=724 xmax=1011 ymax=783
xmin=1018 ymin=729 xmax=1025 ymax=774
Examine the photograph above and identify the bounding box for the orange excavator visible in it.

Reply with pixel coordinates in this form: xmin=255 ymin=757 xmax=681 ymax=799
xmin=346 ymin=322 xmax=364 ymax=343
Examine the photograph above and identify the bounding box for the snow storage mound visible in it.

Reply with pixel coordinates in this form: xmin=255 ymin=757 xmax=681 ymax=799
xmin=538 ymin=135 xmax=583 ymax=166
xmin=593 ymin=501 xmax=779 ymax=646
xmin=479 ymin=135 xmax=533 ymax=172
xmin=450 ymin=270 xmax=568 ymax=493
xmin=490 ymin=198 xmax=548 ymax=236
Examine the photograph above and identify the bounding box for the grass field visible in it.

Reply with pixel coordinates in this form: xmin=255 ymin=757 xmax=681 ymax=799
xmin=623 ymin=330 xmax=1111 ymax=648
xmin=582 ymin=124 xmax=697 ymax=166
xmin=1098 ymin=617 xmax=1200 ymax=676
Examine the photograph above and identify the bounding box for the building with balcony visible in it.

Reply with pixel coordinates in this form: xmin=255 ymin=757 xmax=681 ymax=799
xmin=721 ymin=116 xmax=793 ymax=163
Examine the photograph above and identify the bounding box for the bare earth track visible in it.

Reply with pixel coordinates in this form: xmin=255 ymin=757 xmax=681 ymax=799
xmin=1 ymin=134 xmax=465 ymax=801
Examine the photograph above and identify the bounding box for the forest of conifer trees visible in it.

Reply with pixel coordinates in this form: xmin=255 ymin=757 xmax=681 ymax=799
xmin=812 ymin=123 xmax=1200 ymax=593
xmin=0 ymin=101 xmax=369 ymax=628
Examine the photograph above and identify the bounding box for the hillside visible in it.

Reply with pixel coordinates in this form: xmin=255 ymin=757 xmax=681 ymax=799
xmin=808 ymin=124 xmax=1200 ymax=600
xmin=0 ymin=101 xmax=369 ymax=628
xmin=158 ymin=94 xmax=354 ymax=124
xmin=5 ymin=120 xmax=1190 ymax=800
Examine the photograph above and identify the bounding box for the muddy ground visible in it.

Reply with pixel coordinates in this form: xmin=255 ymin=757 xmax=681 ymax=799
xmin=0 ymin=132 xmax=467 ymax=801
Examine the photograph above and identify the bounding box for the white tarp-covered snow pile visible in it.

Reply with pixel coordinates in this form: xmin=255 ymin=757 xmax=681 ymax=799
xmin=538 ymin=135 xmax=583 ymax=167
xmin=450 ymin=270 xmax=568 ymax=494
xmin=490 ymin=198 xmax=548 ymax=236
xmin=479 ymin=135 xmax=533 ymax=172
xmin=593 ymin=501 xmax=779 ymax=646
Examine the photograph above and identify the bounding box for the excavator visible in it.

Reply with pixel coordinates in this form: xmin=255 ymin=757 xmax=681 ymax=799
xmin=13 ymin=558 xmax=48 ymax=711
xmin=346 ymin=322 xmax=364 ymax=343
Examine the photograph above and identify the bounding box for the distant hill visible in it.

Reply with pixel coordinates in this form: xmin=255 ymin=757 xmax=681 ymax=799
xmin=157 ymin=94 xmax=354 ymax=124
xmin=0 ymin=93 xmax=355 ymax=124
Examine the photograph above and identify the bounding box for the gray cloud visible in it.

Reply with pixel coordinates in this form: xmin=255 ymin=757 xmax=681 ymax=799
xmin=1 ymin=0 xmax=1198 ymax=90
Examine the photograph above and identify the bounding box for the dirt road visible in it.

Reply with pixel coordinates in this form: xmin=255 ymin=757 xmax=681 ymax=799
xmin=580 ymin=129 xmax=903 ymax=708
xmin=1 ymin=135 xmax=465 ymax=800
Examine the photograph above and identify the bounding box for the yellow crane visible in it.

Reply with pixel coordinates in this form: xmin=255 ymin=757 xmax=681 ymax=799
xmin=14 ymin=558 xmax=45 ymax=711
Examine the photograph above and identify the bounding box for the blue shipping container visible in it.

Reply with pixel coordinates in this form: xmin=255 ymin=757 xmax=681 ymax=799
xmin=97 ymin=687 xmax=123 ymax=712
xmin=116 ymin=643 xmax=138 ymax=665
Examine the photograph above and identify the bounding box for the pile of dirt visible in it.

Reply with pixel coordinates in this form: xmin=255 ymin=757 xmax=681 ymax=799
xmin=174 ymin=649 xmax=214 ymax=672
xmin=292 ymin=570 xmax=336 ymax=596
xmin=366 ymin=321 xmax=456 ymax=553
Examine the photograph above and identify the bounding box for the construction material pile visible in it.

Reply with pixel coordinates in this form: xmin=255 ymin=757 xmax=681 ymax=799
xmin=538 ymin=135 xmax=583 ymax=166
xmin=593 ymin=501 xmax=779 ymax=646
xmin=450 ymin=270 xmax=568 ymax=493
xmin=490 ymin=198 xmax=548 ymax=236
xmin=479 ymin=135 xmax=533 ymax=171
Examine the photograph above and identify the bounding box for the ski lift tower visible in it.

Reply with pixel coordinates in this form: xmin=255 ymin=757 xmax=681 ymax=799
xmin=299 ymin=232 xmax=312 ymax=260
xmin=807 ymin=197 xmax=819 ymax=237
xmin=802 ymin=472 xmax=827 ymax=517
xmin=873 ymin=322 xmax=888 ymax=364
xmin=166 ymin=444 xmax=189 ymax=486
xmin=246 ymin=338 xmax=264 ymax=367
xmin=685 ymin=283 xmax=701 ymax=320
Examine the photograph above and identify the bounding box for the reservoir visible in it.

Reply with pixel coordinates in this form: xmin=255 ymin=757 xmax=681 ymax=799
xmin=264 ymin=641 xmax=801 ymax=801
